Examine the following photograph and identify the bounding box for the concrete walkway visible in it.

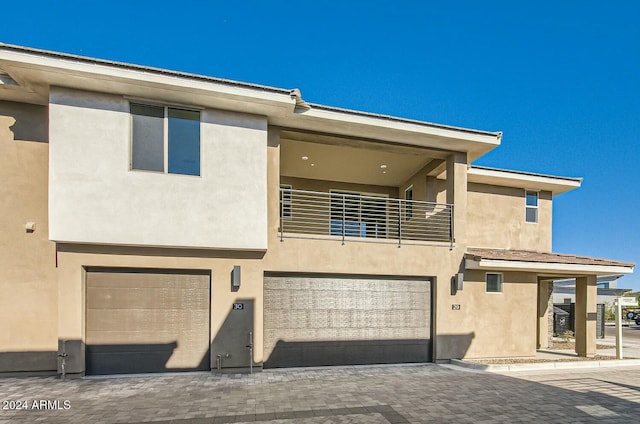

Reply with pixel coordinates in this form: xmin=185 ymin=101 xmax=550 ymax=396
xmin=451 ymin=336 xmax=640 ymax=372
xmin=0 ymin=363 xmax=639 ymax=423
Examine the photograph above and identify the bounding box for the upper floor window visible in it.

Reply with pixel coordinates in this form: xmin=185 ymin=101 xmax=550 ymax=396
xmin=131 ymin=103 xmax=201 ymax=176
xmin=525 ymin=191 xmax=538 ymax=223
xmin=404 ymin=186 xmax=413 ymax=220
xmin=486 ymin=273 xmax=503 ymax=293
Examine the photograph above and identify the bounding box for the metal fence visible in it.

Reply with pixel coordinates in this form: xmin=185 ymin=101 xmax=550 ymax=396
xmin=554 ymin=303 xmax=605 ymax=339
xmin=279 ymin=188 xmax=454 ymax=246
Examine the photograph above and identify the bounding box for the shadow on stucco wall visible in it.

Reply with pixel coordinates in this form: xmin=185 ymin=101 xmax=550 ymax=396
xmin=0 ymin=101 xmax=48 ymax=143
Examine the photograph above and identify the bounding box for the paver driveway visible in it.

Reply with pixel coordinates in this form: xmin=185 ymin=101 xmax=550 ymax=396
xmin=0 ymin=364 xmax=639 ymax=423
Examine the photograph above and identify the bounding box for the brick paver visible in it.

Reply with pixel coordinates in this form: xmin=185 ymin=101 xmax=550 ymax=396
xmin=0 ymin=364 xmax=638 ymax=423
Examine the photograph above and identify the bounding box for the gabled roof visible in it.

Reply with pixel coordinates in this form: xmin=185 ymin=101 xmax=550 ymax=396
xmin=465 ymin=248 xmax=635 ymax=276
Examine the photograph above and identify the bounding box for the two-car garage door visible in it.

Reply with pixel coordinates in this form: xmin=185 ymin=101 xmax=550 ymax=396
xmin=263 ymin=274 xmax=431 ymax=368
xmin=85 ymin=269 xmax=210 ymax=375
xmin=85 ymin=269 xmax=431 ymax=373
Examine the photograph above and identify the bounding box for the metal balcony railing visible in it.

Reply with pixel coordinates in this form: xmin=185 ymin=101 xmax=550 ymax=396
xmin=279 ymin=188 xmax=454 ymax=247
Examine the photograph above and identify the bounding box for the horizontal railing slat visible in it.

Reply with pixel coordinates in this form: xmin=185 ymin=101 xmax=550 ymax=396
xmin=280 ymin=188 xmax=453 ymax=246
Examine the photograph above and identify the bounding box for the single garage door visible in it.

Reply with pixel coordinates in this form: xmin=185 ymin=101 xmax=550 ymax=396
xmin=86 ymin=268 xmax=210 ymax=375
xmin=263 ymin=274 xmax=431 ymax=368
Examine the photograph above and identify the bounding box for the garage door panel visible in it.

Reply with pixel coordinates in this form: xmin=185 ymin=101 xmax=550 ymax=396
xmin=86 ymin=309 xmax=209 ymax=332
xmin=86 ymin=269 xmax=210 ymax=375
xmin=264 ymin=275 xmax=431 ymax=368
xmin=87 ymin=287 xmax=209 ymax=310
xmin=86 ymin=272 xmax=209 ymax=288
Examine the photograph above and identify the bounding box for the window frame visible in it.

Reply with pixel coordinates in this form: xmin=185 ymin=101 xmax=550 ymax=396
xmin=486 ymin=272 xmax=503 ymax=293
xmin=404 ymin=185 xmax=414 ymax=220
xmin=525 ymin=190 xmax=539 ymax=223
xmin=129 ymin=102 xmax=202 ymax=177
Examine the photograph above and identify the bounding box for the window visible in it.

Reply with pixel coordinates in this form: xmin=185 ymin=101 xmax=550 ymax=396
xmin=404 ymin=186 xmax=413 ymax=220
xmin=486 ymin=273 xmax=503 ymax=293
xmin=280 ymin=184 xmax=292 ymax=219
xmin=525 ymin=191 xmax=538 ymax=223
xmin=131 ymin=103 xmax=200 ymax=176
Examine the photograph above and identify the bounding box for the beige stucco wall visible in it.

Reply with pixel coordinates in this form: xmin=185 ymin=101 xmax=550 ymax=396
xmin=281 ymin=176 xmax=398 ymax=198
xmin=443 ymin=270 xmax=539 ymax=358
xmin=0 ymin=101 xmax=58 ymax=372
xmin=466 ymin=182 xmax=552 ymax=251
xmin=55 ymin=245 xmax=266 ymax=374
xmin=49 ymin=87 xmax=268 ymax=250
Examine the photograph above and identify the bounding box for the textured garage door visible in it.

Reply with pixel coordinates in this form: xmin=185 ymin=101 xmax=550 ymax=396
xmin=263 ymin=274 xmax=431 ymax=368
xmin=86 ymin=269 xmax=210 ymax=375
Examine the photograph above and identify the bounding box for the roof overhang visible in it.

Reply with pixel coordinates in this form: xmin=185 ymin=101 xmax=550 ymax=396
xmin=465 ymin=258 xmax=635 ymax=276
xmin=0 ymin=44 xmax=296 ymax=117
xmin=467 ymin=166 xmax=582 ymax=195
xmin=0 ymin=43 xmax=502 ymax=161
xmin=465 ymin=248 xmax=635 ymax=277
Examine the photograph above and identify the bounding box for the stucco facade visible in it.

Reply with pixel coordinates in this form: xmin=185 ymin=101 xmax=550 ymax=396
xmin=0 ymin=44 xmax=634 ymax=376
xmin=467 ymin=183 xmax=552 ymax=251
xmin=0 ymin=101 xmax=57 ymax=373
xmin=49 ymin=87 xmax=268 ymax=250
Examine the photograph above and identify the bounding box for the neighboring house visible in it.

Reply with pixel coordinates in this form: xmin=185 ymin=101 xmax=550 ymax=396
xmin=0 ymin=44 xmax=635 ymax=377
xmin=553 ymin=275 xmax=632 ymax=307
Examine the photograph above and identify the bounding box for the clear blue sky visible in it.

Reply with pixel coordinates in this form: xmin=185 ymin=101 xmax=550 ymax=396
xmin=2 ymin=1 xmax=639 ymax=289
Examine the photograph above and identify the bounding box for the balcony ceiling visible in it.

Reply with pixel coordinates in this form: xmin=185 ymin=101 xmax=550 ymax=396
xmin=280 ymin=132 xmax=444 ymax=186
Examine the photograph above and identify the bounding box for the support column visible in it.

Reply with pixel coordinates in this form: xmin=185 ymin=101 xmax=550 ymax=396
xmin=446 ymin=152 xmax=467 ymax=245
xmin=537 ymin=280 xmax=553 ymax=349
xmin=575 ymin=275 xmax=597 ymax=357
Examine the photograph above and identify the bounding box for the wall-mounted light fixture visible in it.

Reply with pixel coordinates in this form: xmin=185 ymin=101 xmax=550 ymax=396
xmin=231 ymin=265 xmax=241 ymax=289
xmin=25 ymin=222 xmax=36 ymax=233
xmin=451 ymin=272 xmax=463 ymax=295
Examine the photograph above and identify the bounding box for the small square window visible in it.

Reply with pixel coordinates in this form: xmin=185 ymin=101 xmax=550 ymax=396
xmin=486 ymin=273 xmax=503 ymax=293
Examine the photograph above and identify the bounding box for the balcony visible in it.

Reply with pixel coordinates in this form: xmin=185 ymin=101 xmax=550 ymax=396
xmin=279 ymin=188 xmax=453 ymax=246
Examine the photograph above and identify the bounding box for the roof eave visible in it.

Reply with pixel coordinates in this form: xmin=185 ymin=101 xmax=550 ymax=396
xmin=0 ymin=43 xmax=502 ymax=156
xmin=467 ymin=165 xmax=582 ymax=195
xmin=465 ymin=258 xmax=635 ymax=276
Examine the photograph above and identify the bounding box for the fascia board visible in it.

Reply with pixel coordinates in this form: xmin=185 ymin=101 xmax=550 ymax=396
xmin=0 ymin=49 xmax=295 ymax=107
xmin=277 ymin=108 xmax=501 ymax=160
xmin=465 ymin=258 xmax=635 ymax=275
xmin=467 ymin=167 xmax=582 ymax=195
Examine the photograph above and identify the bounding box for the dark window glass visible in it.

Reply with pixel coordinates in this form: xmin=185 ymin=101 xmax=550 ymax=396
xmin=168 ymin=108 xmax=200 ymax=176
xmin=486 ymin=273 xmax=503 ymax=293
xmin=131 ymin=104 xmax=164 ymax=172
xmin=526 ymin=191 xmax=538 ymax=207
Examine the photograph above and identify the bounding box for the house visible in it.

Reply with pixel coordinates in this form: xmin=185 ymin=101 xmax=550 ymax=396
xmin=553 ymin=275 xmax=631 ymax=307
xmin=0 ymin=43 xmax=634 ymax=376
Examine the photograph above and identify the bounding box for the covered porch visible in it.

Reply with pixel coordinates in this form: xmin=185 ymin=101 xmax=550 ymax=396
xmin=465 ymin=248 xmax=635 ymax=358
xmin=276 ymin=127 xmax=477 ymax=247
